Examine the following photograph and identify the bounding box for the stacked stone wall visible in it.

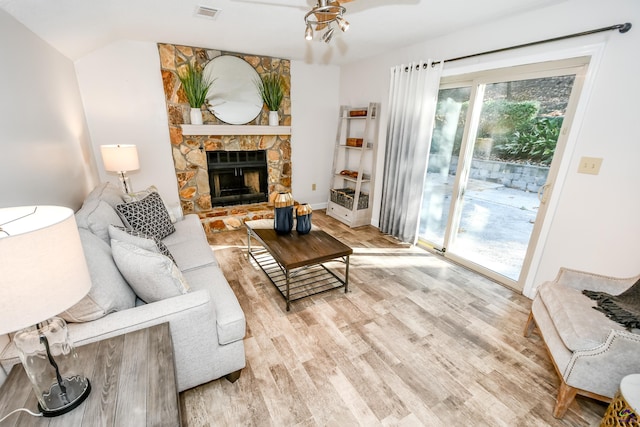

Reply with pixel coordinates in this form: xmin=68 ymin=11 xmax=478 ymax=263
xmin=449 ymin=156 xmax=549 ymax=192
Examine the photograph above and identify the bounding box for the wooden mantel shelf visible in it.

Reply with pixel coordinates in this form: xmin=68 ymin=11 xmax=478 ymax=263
xmin=181 ymin=124 xmax=292 ymax=136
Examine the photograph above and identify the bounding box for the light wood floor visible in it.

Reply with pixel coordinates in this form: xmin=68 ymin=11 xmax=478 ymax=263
xmin=180 ymin=211 xmax=607 ymax=426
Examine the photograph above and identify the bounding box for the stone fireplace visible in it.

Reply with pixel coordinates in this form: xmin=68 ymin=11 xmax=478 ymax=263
xmin=157 ymin=43 xmax=292 ymax=233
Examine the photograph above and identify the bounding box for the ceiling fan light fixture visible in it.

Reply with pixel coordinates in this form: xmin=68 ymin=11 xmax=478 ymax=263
xmin=322 ymin=27 xmax=335 ymax=43
xmin=336 ymin=16 xmax=349 ymax=32
xmin=303 ymin=1 xmax=349 ymax=43
xmin=305 ymin=23 xmax=313 ymax=40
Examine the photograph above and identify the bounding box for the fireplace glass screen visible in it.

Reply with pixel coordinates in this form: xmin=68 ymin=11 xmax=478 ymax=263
xmin=207 ymin=150 xmax=268 ymax=207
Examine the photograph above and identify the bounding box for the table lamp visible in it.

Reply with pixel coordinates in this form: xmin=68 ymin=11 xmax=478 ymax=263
xmin=0 ymin=206 xmax=92 ymax=417
xmin=100 ymin=144 xmax=140 ymax=194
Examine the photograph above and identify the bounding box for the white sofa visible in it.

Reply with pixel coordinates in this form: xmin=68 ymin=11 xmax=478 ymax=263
xmin=0 ymin=183 xmax=246 ymax=391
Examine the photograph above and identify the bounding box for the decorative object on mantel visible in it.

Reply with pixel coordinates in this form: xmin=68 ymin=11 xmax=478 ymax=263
xmin=274 ymin=192 xmax=294 ymax=234
xmin=0 ymin=206 xmax=92 ymax=417
xmin=296 ymin=204 xmax=312 ymax=234
xmin=100 ymin=144 xmax=140 ymax=194
xmin=304 ymin=0 xmax=351 ymax=43
xmin=204 ymin=55 xmax=263 ymax=125
xmin=178 ymin=62 xmax=213 ymax=125
xmin=256 ymin=73 xmax=285 ymax=126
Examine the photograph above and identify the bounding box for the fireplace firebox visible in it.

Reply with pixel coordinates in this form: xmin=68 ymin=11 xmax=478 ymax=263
xmin=207 ymin=150 xmax=268 ymax=207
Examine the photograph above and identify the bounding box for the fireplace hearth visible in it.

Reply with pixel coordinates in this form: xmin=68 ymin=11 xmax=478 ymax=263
xmin=207 ymin=150 xmax=268 ymax=207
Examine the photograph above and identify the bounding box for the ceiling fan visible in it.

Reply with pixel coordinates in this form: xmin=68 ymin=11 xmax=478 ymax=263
xmin=229 ymin=0 xmax=358 ymax=43
xmin=304 ymin=0 xmax=355 ymax=43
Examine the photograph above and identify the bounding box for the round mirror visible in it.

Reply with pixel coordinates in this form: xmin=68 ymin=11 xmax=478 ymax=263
xmin=203 ymin=56 xmax=263 ymax=125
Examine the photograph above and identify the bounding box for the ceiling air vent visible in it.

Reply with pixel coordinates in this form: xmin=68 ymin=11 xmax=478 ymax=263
xmin=195 ymin=6 xmax=220 ymax=19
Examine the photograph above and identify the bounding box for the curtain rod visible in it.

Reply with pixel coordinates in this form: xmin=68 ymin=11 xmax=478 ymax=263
xmin=442 ymin=22 xmax=632 ymax=65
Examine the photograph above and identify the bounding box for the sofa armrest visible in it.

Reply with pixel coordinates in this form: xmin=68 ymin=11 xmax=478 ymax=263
xmin=554 ymin=267 xmax=639 ymax=295
xmin=1 ymin=290 xmax=216 ymax=371
xmin=564 ymin=329 xmax=640 ymax=397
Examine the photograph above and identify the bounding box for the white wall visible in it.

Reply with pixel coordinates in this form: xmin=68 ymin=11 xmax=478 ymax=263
xmin=74 ymin=41 xmax=179 ymax=208
xmin=0 ymin=9 xmax=98 ymax=210
xmin=339 ymin=0 xmax=640 ymax=296
xmin=0 ymin=9 xmax=98 ymax=387
xmin=291 ymin=61 xmax=340 ymax=209
xmin=75 ymin=42 xmax=341 ymax=212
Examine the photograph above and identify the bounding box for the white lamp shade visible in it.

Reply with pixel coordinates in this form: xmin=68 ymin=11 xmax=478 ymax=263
xmin=100 ymin=144 xmax=140 ymax=172
xmin=0 ymin=206 xmax=91 ymax=335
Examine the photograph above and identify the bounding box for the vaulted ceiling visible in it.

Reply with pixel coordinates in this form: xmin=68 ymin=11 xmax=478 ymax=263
xmin=0 ymin=0 xmax=559 ymax=64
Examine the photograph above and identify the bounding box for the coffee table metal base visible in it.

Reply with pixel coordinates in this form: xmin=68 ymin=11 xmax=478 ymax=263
xmin=247 ymin=237 xmax=350 ymax=311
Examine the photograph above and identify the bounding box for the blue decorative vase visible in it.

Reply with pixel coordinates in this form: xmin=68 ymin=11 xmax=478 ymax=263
xmin=274 ymin=192 xmax=294 ymax=234
xmin=274 ymin=206 xmax=294 ymax=234
xmin=296 ymin=204 xmax=312 ymax=235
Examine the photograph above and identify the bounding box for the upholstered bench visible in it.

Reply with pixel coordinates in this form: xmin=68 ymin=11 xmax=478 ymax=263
xmin=524 ymin=268 xmax=640 ymax=418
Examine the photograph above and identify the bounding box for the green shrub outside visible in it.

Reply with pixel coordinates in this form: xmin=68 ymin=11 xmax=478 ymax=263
xmin=431 ymin=97 xmax=562 ymax=165
xmin=494 ymin=116 xmax=563 ymax=165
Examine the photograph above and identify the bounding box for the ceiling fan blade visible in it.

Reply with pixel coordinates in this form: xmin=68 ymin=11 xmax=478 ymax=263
xmin=230 ymin=0 xmax=307 ymax=10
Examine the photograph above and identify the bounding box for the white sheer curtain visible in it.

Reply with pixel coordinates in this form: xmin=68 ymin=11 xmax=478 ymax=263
xmin=380 ymin=60 xmax=443 ymax=244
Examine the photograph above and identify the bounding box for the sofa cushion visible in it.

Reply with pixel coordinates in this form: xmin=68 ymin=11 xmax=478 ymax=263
xmin=111 ymin=239 xmax=189 ymax=303
xmin=122 ymin=185 xmax=177 ymax=223
xmin=116 ymin=192 xmax=175 ymax=239
xmin=59 ymin=229 xmax=136 ymax=322
xmin=162 ymin=214 xmax=218 ymax=271
xmin=84 ymin=182 xmax=125 ymax=208
xmin=108 ymin=225 xmax=176 ymax=264
xmin=538 ymin=281 xmax=626 ymax=351
xmin=75 ymin=199 xmax=125 ymax=244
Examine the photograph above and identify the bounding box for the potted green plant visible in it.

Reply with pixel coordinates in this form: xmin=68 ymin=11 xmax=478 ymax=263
xmin=178 ymin=62 xmax=213 ymax=125
xmin=256 ymin=73 xmax=284 ymax=126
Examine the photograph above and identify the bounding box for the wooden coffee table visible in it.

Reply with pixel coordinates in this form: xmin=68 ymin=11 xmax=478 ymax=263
xmin=0 ymin=323 xmax=180 ymax=426
xmin=246 ymin=221 xmax=352 ymax=310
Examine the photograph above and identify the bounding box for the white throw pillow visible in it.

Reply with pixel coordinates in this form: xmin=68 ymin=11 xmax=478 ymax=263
xmin=108 ymin=225 xmax=176 ymax=264
xmin=75 ymin=199 xmax=124 ymax=244
xmin=84 ymin=182 xmax=125 ymax=208
xmin=111 ymin=239 xmax=190 ymax=303
xmin=59 ymin=229 xmax=136 ymax=322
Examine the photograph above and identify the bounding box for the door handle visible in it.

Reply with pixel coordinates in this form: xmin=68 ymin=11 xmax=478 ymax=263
xmin=538 ymin=183 xmax=552 ymax=203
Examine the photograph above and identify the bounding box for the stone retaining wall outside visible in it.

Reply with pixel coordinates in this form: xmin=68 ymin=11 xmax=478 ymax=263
xmin=449 ymin=156 xmax=549 ymax=192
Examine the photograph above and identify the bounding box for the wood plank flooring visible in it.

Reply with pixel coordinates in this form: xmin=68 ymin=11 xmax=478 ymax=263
xmin=180 ymin=211 xmax=607 ymax=426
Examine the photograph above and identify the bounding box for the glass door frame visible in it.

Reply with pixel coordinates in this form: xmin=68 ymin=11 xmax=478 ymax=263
xmin=418 ymin=57 xmax=590 ymax=292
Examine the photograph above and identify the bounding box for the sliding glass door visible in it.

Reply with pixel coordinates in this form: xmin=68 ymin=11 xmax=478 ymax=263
xmin=418 ymin=58 xmax=589 ymax=290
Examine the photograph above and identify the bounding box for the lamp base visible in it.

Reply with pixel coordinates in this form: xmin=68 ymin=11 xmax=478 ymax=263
xmin=39 ymin=375 xmax=91 ymax=417
xmin=13 ymin=318 xmax=92 ymax=417
xmin=118 ymin=172 xmax=132 ymax=194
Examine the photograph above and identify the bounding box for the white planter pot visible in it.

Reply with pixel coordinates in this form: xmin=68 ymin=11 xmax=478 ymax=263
xmin=268 ymin=111 xmax=279 ymax=126
xmin=190 ymin=108 xmax=203 ymax=125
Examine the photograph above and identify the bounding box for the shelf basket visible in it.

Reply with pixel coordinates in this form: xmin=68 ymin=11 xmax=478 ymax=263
xmin=330 ymin=188 xmax=369 ymax=210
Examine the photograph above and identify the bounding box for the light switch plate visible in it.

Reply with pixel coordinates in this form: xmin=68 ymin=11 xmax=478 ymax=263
xmin=577 ymin=156 xmax=603 ymax=175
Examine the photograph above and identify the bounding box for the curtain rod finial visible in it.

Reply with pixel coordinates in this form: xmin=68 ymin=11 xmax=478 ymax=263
xmin=620 ymin=23 xmax=632 ymax=33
